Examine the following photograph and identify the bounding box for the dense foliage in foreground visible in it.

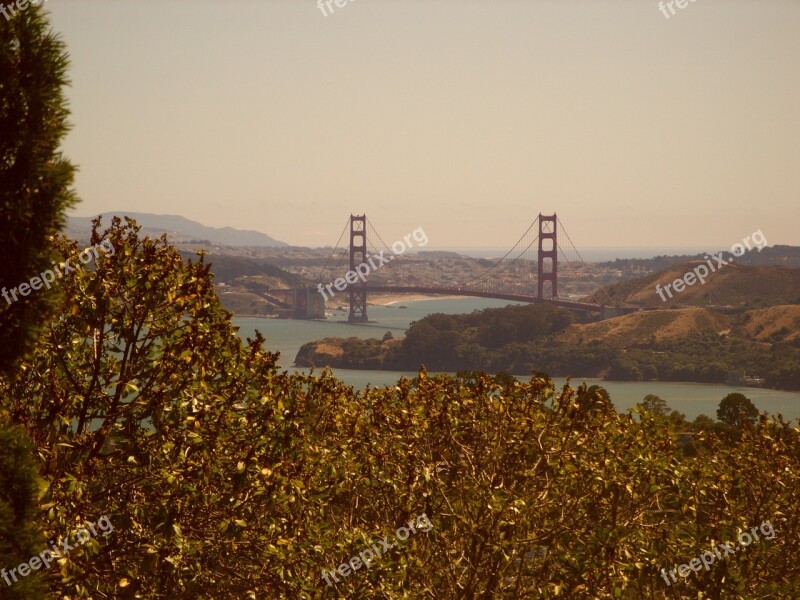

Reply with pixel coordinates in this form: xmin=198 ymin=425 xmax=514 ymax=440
xmin=1 ymin=221 xmax=799 ymax=598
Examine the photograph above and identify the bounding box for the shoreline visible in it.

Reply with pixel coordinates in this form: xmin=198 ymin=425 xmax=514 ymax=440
xmin=233 ymin=294 xmax=462 ymax=319
xmin=372 ymin=294 xmax=463 ymax=306
xmin=324 ymin=293 xmax=462 ymax=309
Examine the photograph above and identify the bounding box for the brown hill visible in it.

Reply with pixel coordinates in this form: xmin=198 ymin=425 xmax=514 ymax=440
xmin=557 ymin=308 xmax=731 ymax=348
xmin=732 ymin=305 xmax=800 ymax=343
xmin=586 ymin=263 xmax=800 ymax=308
xmin=295 ymin=337 xmax=402 ymax=369
xmin=218 ymin=291 xmax=277 ymax=317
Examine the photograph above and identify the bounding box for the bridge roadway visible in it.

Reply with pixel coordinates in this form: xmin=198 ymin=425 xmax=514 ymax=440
xmin=265 ymin=286 xmax=648 ymax=318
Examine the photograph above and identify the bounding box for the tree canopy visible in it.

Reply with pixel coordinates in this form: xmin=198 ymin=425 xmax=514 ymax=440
xmin=1 ymin=222 xmax=798 ymax=596
xmin=0 ymin=6 xmax=76 ymax=596
xmin=717 ymin=392 xmax=760 ymax=428
xmin=641 ymin=394 xmax=670 ymax=417
xmin=0 ymin=4 xmax=78 ymax=372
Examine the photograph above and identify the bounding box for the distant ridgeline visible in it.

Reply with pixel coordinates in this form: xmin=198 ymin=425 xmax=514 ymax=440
xmin=67 ymin=212 xmax=287 ymax=247
xmin=598 ymin=245 xmax=800 ymax=271
xmin=585 ymin=261 xmax=800 ymax=309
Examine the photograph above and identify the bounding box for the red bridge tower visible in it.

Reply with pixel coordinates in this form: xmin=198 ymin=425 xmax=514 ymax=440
xmin=537 ymin=213 xmax=558 ymax=299
xmin=348 ymin=215 xmax=368 ymax=323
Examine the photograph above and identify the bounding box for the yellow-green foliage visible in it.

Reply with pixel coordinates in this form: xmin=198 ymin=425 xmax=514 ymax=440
xmin=1 ymin=220 xmax=798 ymax=598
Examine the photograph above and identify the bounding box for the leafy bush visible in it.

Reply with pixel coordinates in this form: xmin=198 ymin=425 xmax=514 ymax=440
xmin=1 ymin=220 xmax=799 ymax=597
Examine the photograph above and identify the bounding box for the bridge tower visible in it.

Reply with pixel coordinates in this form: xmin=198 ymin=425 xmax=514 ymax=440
xmin=292 ymin=287 xmax=326 ymax=319
xmin=348 ymin=214 xmax=369 ymax=323
xmin=537 ymin=213 xmax=558 ymax=299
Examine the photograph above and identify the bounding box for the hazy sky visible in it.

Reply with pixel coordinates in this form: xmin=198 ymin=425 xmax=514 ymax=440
xmin=47 ymin=0 xmax=799 ymax=249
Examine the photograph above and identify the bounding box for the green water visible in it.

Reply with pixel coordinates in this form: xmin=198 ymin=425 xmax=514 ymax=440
xmin=232 ymin=298 xmax=800 ymax=422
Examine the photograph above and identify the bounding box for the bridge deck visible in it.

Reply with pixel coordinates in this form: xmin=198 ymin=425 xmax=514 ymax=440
xmin=266 ymin=285 xmax=640 ymax=314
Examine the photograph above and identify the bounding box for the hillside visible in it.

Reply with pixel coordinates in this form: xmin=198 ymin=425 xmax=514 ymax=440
xmin=295 ymin=336 xmax=401 ymax=369
xmin=187 ymin=252 xmax=307 ymax=288
xmin=556 ymin=308 xmax=731 ymax=348
xmin=586 ymin=263 xmax=800 ymax=309
xmin=597 ymin=245 xmax=800 ymax=272
xmin=68 ymin=212 xmax=287 ymax=247
xmin=732 ymin=305 xmax=800 ymax=343
xmin=557 ymin=305 xmax=800 ymax=349
xmin=295 ymin=302 xmax=800 ymax=390
xmin=181 ymin=252 xmax=308 ymax=317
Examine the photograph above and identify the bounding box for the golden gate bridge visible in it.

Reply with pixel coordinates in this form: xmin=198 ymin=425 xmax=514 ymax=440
xmin=267 ymin=213 xmax=641 ymax=322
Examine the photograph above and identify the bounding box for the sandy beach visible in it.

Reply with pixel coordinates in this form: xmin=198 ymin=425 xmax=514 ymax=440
xmin=324 ymin=293 xmax=462 ymax=309
xmin=371 ymin=293 xmax=464 ymax=306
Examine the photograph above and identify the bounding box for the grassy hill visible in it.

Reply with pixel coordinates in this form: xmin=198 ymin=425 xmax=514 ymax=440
xmin=216 ymin=291 xmax=278 ymax=317
xmin=181 ymin=252 xmax=307 ymax=289
xmin=732 ymin=305 xmax=800 ymax=343
xmin=557 ymin=305 xmax=800 ymax=350
xmin=586 ymin=263 xmax=800 ymax=309
xmin=178 ymin=252 xmax=309 ymax=316
xmin=556 ymin=308 xmax=731 ymax=348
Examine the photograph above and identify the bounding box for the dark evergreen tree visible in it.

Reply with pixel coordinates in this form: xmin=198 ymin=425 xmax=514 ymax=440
xmin=0 ymin=3 xmax=78 ymax=372
xmin=0 ymin=5 xmax=72 ymax=595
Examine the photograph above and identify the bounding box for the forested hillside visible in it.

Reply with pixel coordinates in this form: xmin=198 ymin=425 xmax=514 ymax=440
xmin=297 ymin=303 xmax=800 ymax=390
